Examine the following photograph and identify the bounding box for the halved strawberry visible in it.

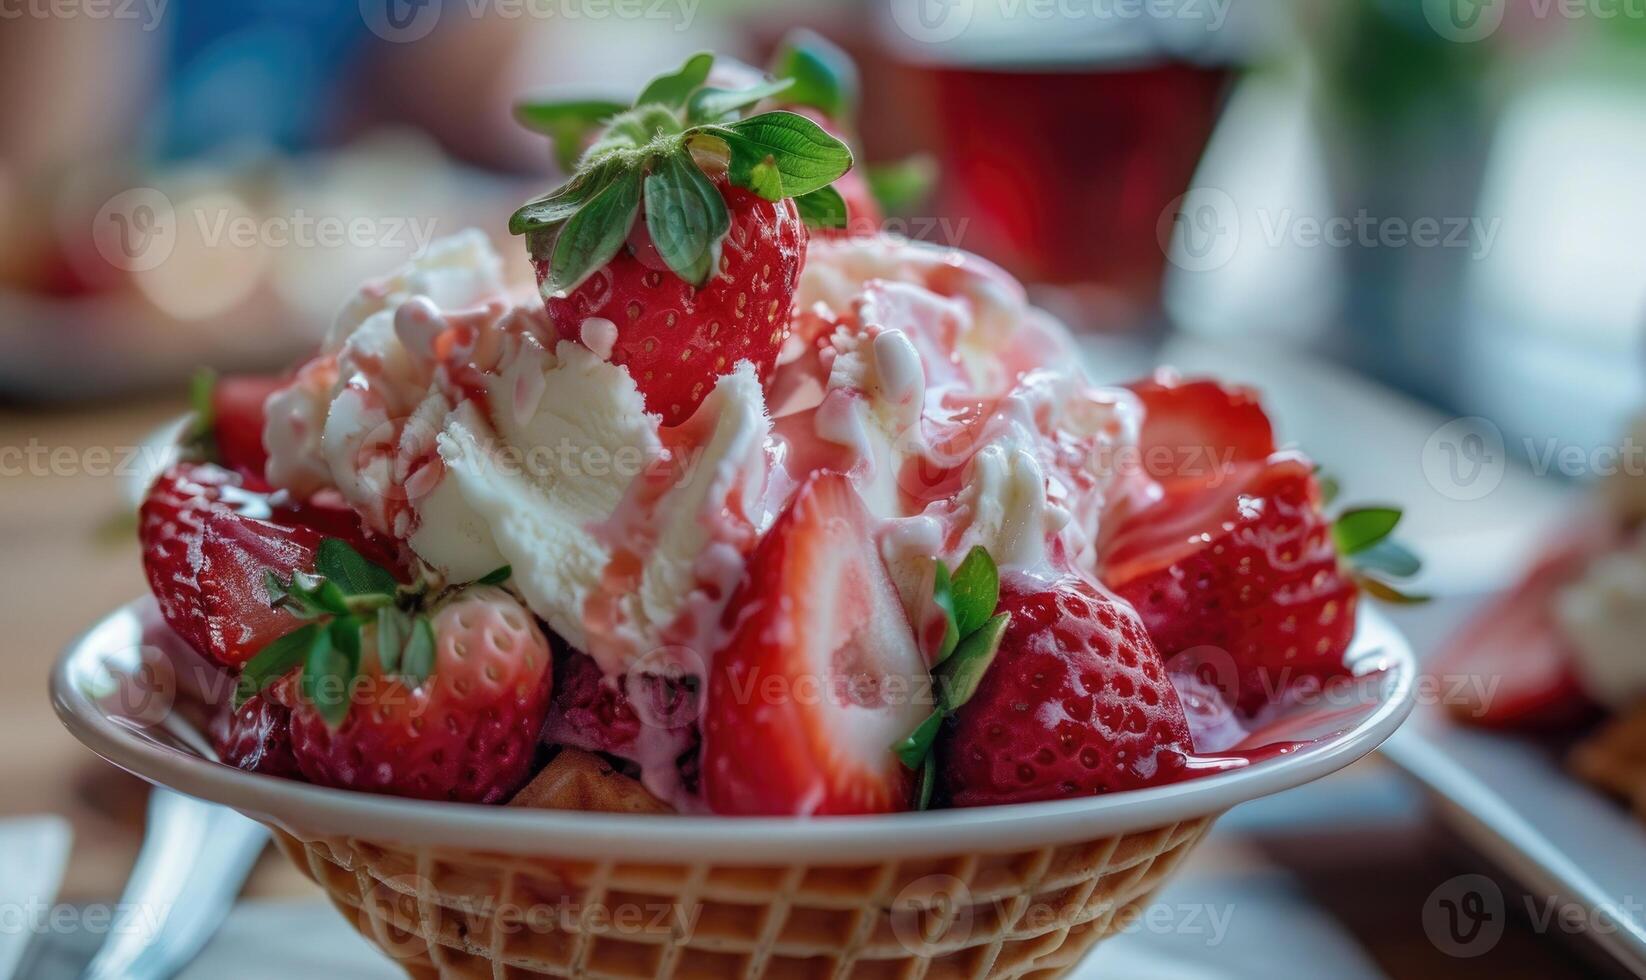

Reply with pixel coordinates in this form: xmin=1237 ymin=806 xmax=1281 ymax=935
xmin=939 ymin=577 xmax=1194 ymax=807
xmin=701 ymin=472 xmax=929 ymax=815
xmin=512 ymin=52 xmax=856 ymax=425
xmin=1102 ymin=453 xmax=1360 ymax=713
xmin=139 ymin=463 xmax=393 ymax=670
xmin=1435 ymin=531 xmax=1607 ymax=730
xmin=1127 ymin=372 xmax=1276 ymax=480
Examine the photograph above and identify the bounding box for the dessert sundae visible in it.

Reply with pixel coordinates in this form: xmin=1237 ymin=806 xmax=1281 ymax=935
xmin=137 ymin=43 xmax=1418 ymax=819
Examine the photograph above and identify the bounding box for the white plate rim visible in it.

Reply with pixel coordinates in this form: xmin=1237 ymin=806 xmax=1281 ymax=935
xmin=53 ymin=600 xmax=1417 ymax=864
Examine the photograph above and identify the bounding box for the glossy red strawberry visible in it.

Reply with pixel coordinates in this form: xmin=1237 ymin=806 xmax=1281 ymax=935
xmin=288 ymin=586 xmax=554 ymax=804
xmin=1127 ymin=372 xmax=1276 ymax=475
xmin=939 ymin=577 xmax=1193 ymax=807
xmin=702 ymin=472 xmax=929 ymax=815
xmin=210 ymin=691 xmax=299 ymax=778
xmin=512 ymin=53 xmax=855 ymax=426
xmin=1103 ymin=453 xmax=1358 ymax=713
xmin=139 ymin=463 xmax=394 ymax=670
xmin=210 ymin=373 xmax=284 ymax=479
xmin=534 ymin=178 xmax=806 ymax=425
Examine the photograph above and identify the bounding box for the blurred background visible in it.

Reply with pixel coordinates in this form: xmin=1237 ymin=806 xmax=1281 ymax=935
xmin=3 ymin=0 xmax=1644 ymax=977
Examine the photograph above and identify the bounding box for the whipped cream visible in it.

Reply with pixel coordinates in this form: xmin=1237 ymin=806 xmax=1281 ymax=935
xmin=263 ymin=230 xmax=1143 ymax=802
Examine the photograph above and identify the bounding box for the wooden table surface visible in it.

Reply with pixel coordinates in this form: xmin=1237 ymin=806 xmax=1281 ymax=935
xmin=0 ymin=396 xmax=1612 ymax=977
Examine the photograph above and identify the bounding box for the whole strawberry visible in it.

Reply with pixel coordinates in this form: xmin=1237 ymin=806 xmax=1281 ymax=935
xmin=283 ymin=584 xmax=554 ymax=804
xmin=938 ymin=577 xmax=1194 ymax=807
xmin=512 ymin=52 xmax=855 ymax=424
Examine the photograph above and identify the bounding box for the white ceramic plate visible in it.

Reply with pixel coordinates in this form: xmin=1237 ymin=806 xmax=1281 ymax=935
xmin=53 ymin=600 xmax=1416 ymax=865
xmin=1374 ymin=599 xmax=1646 ymax=976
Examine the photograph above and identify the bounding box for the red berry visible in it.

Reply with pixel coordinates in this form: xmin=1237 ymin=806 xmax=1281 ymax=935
xmin=211 ymin=373 xmax=284 ymax=480
xmin=702 ymin=473 xmax=928 ymax=815
xmin=1127 ymin=373 xmax=1276 ymax=484
xmin=210 ymin=692 xmax=300 ymax=778
xmin=939 ymin=577 xmax=1193 ymax=807
xmin=139 ymin=463 xmax=395 ymax=670
xmin=288 ymin=586 xmax=554 ymax=804
xmin=543 ymin=649 xmax=645 ymax=757
xmin=535 ymin=176 xmax=806 ymax=426
xmin=1104 ymin=453 xmax=1357 ymax=713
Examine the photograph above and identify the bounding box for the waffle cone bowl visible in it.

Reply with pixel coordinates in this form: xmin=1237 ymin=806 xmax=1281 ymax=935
xmin=271 ymin=751 xmax=1214 ymax=980
xmin=54 ymin=601 xmax=1417 ymax=980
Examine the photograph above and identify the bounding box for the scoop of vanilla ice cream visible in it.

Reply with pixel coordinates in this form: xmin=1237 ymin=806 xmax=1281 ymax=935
xmin=1557 ymin=535 xmax=1646 ymax=709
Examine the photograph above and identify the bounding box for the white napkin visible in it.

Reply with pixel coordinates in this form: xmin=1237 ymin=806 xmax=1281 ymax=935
xmin=0 ymin=817 xmax=73 ymax=980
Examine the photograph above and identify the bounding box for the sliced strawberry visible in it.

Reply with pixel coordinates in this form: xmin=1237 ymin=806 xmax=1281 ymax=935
xmin=1103 ymin=453 xmax=1359 ymax=713
xmin=1435 ymin=534 xmax=1607 ymax=730
xmin=210 ymin=691 xmax=300 ymax=778
xmin=1127 ymin=372 xmax=1276 ymax=480
xmin=288 ymin=585 xmax=554 ymax=803
xmin=939 ymin=577 xmax=1193 ymax=807
xmin=139 ymin=463 xmax=394 ymax=670
xmin=702 ymin=472 xmax=928 ymax=815
xmin=211 ymin=374 xmax=284 ymax=479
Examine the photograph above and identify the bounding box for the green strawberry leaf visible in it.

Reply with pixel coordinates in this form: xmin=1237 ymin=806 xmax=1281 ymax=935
xmin=794 ymin=186 xmax=848 ymax=230
xmin=644 ymin=151 xmax=731 ymax=287
xmin=314 ymin=538 xmax=399 ymax=598
xmin=950 ymin=546 xmax=999 ymax=639
xmin=1333 ymin=507 xmax=1403 ymax=556
xmin=686 ymin=78 xmax=795 ymax=125
xmin=866 ymin=155 xmax=937 ymax=215
xmin=1318 ymin=473 xmax=1342 ymax=508
xmin=895 ymin=709 xmax=945 ymax=770
xmin=936 ymin=612 xmax=1010 ymax=713
xmin=916 ymin=755 xmax=937 ymax=811
xmin=476 ymin=565 xmax=513 ymax=587
xmin=635 ymin=52 xmax=714 ymax=109
xmin=400 ymin=615 xmax=438 ymax=689
xmin=545 ymin=168 xmax=643 ymax=294
xmin=184 ymin=367 xmax=217 ymax=454
xmin=1351 ymin=539 xmax=1422 ymax=579
xmin=302 ymin=626 xmax=355 ymax=729
xmin=514 ymin=98 xmax=628 ymax=172
xmin=266 ymin=570 xmax=349 ymax=620
xmin=770 ymin=29 xmax=858 ymax=123
xmin=376 ymin=605 xmax=410 ymax=673
xmin=235 ymin=623 xmax=319 ymax=708
xmin=693 ymin=111 xmax=853 ymax=200
xmin=510 ymin=160 xmax=621 ymax=237
xmin=931 ymin=561 xmax=960 ymax=665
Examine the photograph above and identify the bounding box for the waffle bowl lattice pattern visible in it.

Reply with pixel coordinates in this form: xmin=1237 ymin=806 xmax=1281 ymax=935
xmin=271 ymin=814 xmax=1213 ymax=979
